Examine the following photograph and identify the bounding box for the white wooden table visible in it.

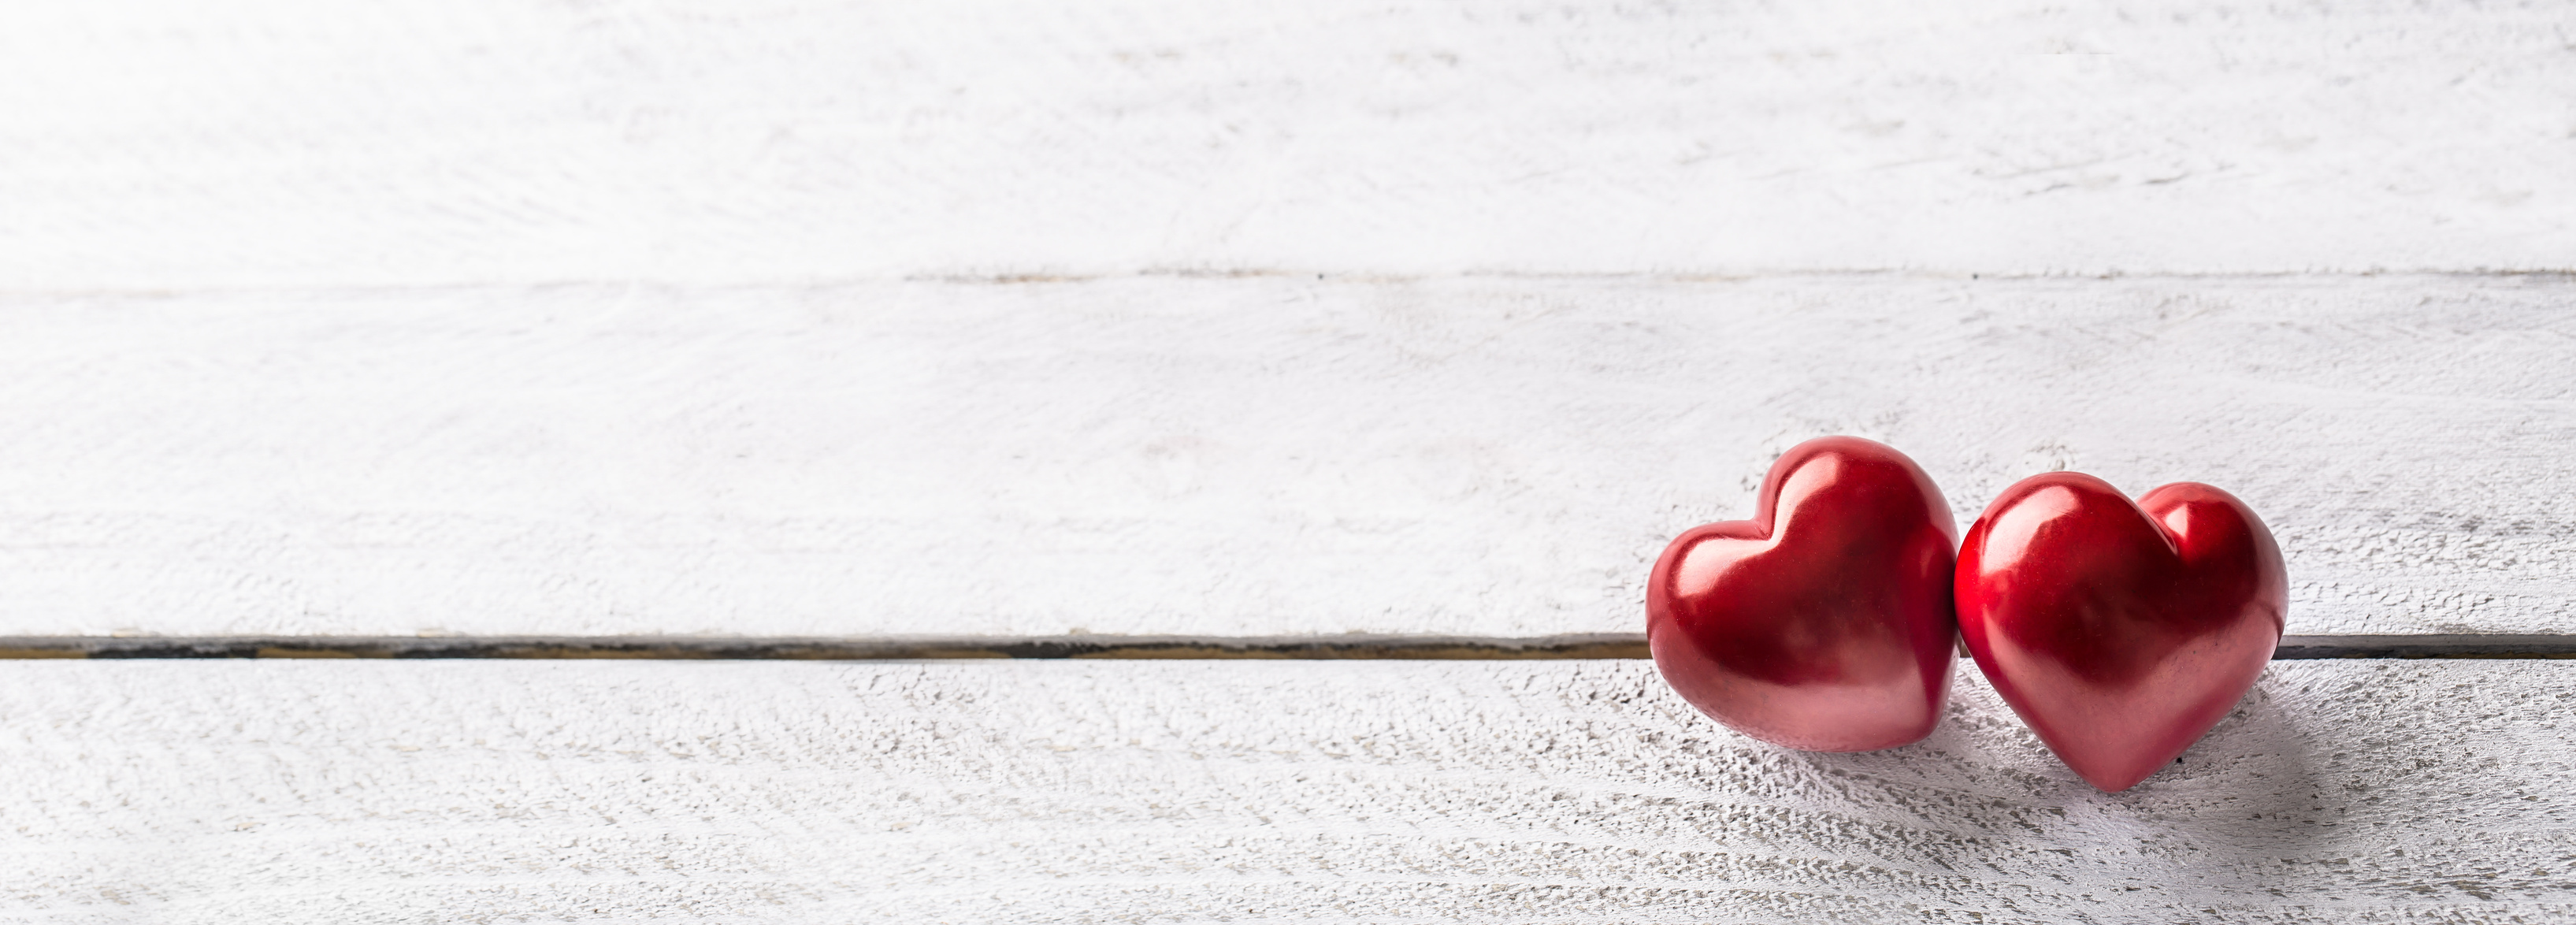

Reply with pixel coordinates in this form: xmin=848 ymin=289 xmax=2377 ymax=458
xmin=4 ymin=1 xmax=2573 ymax=920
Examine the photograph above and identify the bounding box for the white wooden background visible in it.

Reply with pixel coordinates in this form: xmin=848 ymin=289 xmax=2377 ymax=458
xmin=4 ymin=0 xmax=2574 ymax=920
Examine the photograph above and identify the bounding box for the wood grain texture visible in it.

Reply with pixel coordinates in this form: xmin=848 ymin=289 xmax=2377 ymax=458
xmin=3 ymin=659 xmax=2572 ymax=922
xmin=7 ymin=6 xmax=2569 ymax=921
xmin=2 ymin=274 xmax=2566 ymax=638
xmin=3 ymin=0 xmax=2572 ymax=289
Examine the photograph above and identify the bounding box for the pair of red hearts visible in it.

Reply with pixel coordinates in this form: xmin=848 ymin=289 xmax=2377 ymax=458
xmin=1645 ymin=436 xmax=2287 ymax=792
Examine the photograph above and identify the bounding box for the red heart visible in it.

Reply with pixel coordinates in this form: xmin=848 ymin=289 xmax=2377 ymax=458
xmin=1646 ymin=436 xmax=1960 ymax=752
xmin=1956 ymin=474 xmax=2286 ymax=791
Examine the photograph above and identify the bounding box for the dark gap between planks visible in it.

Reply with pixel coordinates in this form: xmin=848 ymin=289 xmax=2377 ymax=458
xmin=0 ymin=634 xmax=2570 ymax=660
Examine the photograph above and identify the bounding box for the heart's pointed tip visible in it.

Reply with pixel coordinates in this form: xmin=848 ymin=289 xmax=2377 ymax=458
xmin=2071 ymin=763 xmax=2159 ymax=793
xmin=2083 ymin=776 xmax=2146 ymax=794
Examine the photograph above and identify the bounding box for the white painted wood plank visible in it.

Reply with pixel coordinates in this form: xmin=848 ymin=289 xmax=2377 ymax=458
xmin=2 ymin=659 xmax=2570 ymax=921
xmin=3 ymin=0 xmax=2570 ymax=288
xmin=3 ymin=274 xmax=2567 ymax=638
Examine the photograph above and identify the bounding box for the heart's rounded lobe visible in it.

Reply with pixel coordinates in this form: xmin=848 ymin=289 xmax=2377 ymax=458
xmin=1956 ymin=474 xmax=2286 ymax=792
xmin=1646 ymin=436 xmax=1959 ymax=752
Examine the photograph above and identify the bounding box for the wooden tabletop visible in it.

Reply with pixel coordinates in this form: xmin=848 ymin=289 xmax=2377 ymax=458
xmin=3 ymin=0 xmax=2572 ymax=920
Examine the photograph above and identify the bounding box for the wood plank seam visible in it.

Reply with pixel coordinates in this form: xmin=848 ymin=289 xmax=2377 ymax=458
xmin=0 ymin=633 xmax=2570 ymax=659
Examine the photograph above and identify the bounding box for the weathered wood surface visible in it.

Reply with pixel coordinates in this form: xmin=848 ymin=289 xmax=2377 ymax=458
xmin=3 ymin=0 xmax=2571 ymax=289
xmin=2 ymin=275 xmax=2566 ymax=639
xmin=6 ymin=4 xmax=2570 ymax=923
xmin=4 ymin=659 xmax=2572 ymax=922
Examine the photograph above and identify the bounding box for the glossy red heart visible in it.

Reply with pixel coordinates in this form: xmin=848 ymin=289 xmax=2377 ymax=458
xmin=1956 ymin=474 xmax=2286 ymax=792
xmin=1646 ymin=436 xmax=1959 ymax=752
